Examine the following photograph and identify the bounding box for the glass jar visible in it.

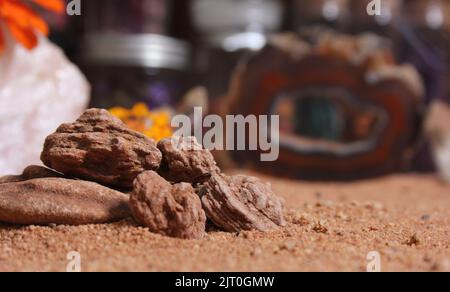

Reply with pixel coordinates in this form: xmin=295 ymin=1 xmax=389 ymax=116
xmin=192 ymin=0 xmax=284 ymax=51
xmin=83 ymin=34 xmax=190 ymax=109
xmin=85 ymin=0 xmax=172 ymax=35
xmin=191 ymin=0 xmax=284 ymax=101
xmin=81 ymin=0 xmax=190 ymax=109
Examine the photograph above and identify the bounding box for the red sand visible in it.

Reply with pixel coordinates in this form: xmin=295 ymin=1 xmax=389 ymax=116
xmin=0 ymin=171 xmax=449 ymax=272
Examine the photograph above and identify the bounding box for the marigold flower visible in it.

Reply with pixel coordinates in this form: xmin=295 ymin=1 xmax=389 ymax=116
xmin=0 ymin=0 xmax=64 ymax=54
xmin=109 ymin=103 xmax=174 ymax=142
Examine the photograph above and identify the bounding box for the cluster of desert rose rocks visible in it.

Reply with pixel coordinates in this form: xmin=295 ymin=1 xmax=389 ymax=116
xmin=0 ymin=109 xmax=285 ymax=239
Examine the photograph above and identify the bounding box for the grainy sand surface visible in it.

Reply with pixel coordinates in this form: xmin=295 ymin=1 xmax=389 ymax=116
xmin=0 ymin=171 xmax=449 ymax=272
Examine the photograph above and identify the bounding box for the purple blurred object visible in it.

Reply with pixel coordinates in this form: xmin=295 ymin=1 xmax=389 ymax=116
xmin=146 ymin=82 xmax=174 ymax=108
xmin=395 ymin=0 xmax=450 ymax=172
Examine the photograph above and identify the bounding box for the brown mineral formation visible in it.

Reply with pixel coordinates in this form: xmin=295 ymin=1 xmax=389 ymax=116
xmin=200 ymin=174 xmax=285 ymax=232
xmin=41 ymin=109 xmax=162 ymax=188
xmin=0 ymin=165 xmax=63 ymax=184
xmin=0 ymin=178 xmax=130 ymax=225
xmin=158 ymin=136 xmax=220 ymax=184
xmin=129 ymin=171 xmax=206 ymax=239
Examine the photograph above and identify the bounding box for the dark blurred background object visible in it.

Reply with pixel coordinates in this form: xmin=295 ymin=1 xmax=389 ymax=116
xmin=395 ymin=0 xmax=450 ymax=172
xmin=43 ymin=0 xmax=450 ymax=180
xmin=85 ymin=0 xmax=172 ymax=35
xmin=81 ymin=0 xmax=190 ymax=109
xmin=349 ymin=0 xmax=402 ymax=36
xmin=190 ymin=0 xmax=285 ymax=103
xmin=82 ymin=34 xmax=190 ymax=109
xmin=399 ymin=0 xmax=449 ymax=105
xmin=292 ymin=0 xmax=350 ymax=30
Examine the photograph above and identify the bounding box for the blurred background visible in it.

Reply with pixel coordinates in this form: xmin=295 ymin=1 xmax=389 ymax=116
xmin=49 ymin=0 xmax=450 ymax=104
xmin=12 ymin=0 xmax=450 ymax=180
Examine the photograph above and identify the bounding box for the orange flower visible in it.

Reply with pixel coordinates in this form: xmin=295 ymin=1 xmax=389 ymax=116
xmin=0 ymin=0 xmax=64 ymax=54
xmin=109 ymin=103 xmax=174 ymax=141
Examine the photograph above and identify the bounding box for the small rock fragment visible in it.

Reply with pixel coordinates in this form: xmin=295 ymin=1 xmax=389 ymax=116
xmin=129 ymin=171 xmax=206 ymax=239
xmin=312 ymin=221 xmax=328 ymax=234
xmin=41 ymin=109 xmax=162 ymax=188
xmin=200 ymin=173 xmax=285 ymax=232
xmin=420 ymin=214 xmax=431 ymax=221
xmin=251 ymin=247 xmax=263 ymax=257
xmin=0 ymin=178 xmax=130 ymax=225
xmin=0 ymin=165 xmax=63 ymax=184
xmin=335 ymin=230 xmax=345 ymax=236
xmin=292 ymin=213 xmax=310 ymax=226
xmin=280 ymin=241 xmax=297 ymax=252
xmin=405 ymin=234 xmax=421 ymax=246
xmin=364 ymin=201 xmax=384 ymax=211
xmin=157 ymin=136 xmax=219 ymax=183
xmin=335 ymin=212 xmax=349 ymax=221
xmin=431 ymin=259 xmax=450 ymax=272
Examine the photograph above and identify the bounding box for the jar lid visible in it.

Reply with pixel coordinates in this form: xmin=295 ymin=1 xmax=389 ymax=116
xmin=191 ymin=0 xmax=283 ymax=50
xmin=83 ymin=34 xmax=190 ymax=70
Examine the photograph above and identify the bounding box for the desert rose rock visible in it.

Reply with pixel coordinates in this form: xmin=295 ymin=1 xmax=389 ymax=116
xmin=129 ymin=171 xmax=206 ymax=239
xmin=0 ymin=165 xmax=63 ymax=184
xmin=0 ymin=175 xmax=21 ymax=185
xmin=158 ymin=136 xmax=220 ymax=184
xmin=200 ymin=174 xmax=286 ymax=232
xmin=0 ymin=178 xmax=130 ymax=225
xmin=41 ymin=109 xmax=162 ymax=188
